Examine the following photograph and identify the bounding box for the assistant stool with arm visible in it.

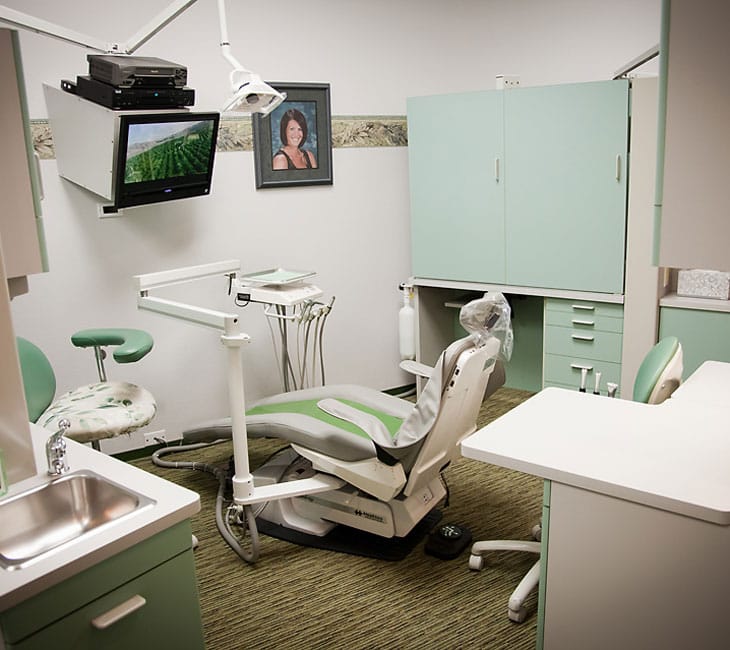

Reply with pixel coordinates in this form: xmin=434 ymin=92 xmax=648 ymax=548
xmin=17 ymin=328 xmax=157 ymax=451
xmin=468 ymin=336 xmax=684 ymax=623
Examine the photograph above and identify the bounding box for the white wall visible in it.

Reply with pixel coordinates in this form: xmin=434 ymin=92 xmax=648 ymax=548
xmin=4 ymin=0 xmax=661 ymax=446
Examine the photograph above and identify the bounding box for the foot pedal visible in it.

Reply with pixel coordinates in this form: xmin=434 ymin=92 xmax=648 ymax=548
xmin=424 ymin=523 xmax=472 ymax=560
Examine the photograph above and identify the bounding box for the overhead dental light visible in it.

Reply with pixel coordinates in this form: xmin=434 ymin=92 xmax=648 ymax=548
xmin=0 ymin=0 xmax=283 ymax=115
xmin=217 ymin=0 xmax=285 ymax=115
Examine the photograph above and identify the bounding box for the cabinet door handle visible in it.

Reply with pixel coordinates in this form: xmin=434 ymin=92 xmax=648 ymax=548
xmin=571 ymin=363 xmax=594 ymax=372
xmin=571 ymin=304 xmax=595 ymax=311
xmin=494 ymin=157 xmax=500 ymax=182
xmin=615 ymin=154 xmax=622 ymax=181
xmin=572 ymin=319 xmax=595 ymax=326
xmin=571 ymin=334 xmax=595 ymax=342
xmin=91 ymin=595 xmax=147 ymax=630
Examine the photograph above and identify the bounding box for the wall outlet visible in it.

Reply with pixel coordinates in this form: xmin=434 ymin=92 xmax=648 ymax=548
xmin=144 ymin=429 xmax=167 ymax=446
xmin=496 ymin=74 xmax=521 ymax=89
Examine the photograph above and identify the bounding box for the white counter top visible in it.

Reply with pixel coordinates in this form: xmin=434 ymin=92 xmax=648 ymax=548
xmin=462 ymin=386 xmax=730 ymax=525
xmin=0 ymin=424 xmax=200 ymax=610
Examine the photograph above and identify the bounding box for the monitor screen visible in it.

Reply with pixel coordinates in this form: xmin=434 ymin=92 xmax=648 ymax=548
xmin=114 ymin=111 xmax=220 ymax=209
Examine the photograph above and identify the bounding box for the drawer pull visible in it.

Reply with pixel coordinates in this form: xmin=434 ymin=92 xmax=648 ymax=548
xmin=571 ymin=334 xmax=595 ymax=342
xmin=91 ymin=595 xmax=147 ymax=630
xmin=570 ymin=364 xmax=594 ymax=372
xmin=571 ymin=319 xmax=595 ymax=326
xmin=571 ymin=304 xmax=595 ymax=311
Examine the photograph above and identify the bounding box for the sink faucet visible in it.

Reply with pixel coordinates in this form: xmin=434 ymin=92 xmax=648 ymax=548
xmin=46 ymin=418 xmax=71 ymax=476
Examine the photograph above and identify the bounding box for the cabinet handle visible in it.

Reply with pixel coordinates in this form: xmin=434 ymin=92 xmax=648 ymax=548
xmin=571 ymin=334 xmax=595 ymax=342
xmin=615 ymin=154 xmax=621 ymax=181
xmin=571 ymin=363 xmax=594 ymax=372
xmin=91 ymin=595 xmax=147 ymax=630
xmin=571 ymin=319 xmax=595 ymax=326
xmin=494 ymin=157 xmax=500 ymax=182
xmin=571 ymin=304 xmax=594 ymax=311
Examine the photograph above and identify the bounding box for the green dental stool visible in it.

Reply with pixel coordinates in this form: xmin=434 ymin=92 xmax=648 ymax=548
xmin=17 ymin=328 xmax=157 ymax=450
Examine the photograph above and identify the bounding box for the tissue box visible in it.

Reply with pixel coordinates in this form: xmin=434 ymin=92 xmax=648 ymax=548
xmin=677 ymin=269 xmax=730 ymax=300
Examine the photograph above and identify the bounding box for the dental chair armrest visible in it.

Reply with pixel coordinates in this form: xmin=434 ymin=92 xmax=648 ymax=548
xmin=399 ymin=360 xmax=433 ymax=379
xmin=71 ymin=328 xmax=154 ymax=363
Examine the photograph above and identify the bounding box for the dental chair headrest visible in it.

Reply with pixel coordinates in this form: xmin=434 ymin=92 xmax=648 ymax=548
xmin=459 ymin=293 xmax=513 ymax=362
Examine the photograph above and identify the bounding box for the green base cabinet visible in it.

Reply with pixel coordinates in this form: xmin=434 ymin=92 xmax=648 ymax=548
xmin=543 ymin=298 xmax=624 ymax=394
xmin=659 ymin=306 xmax=730 ymax=378
xmin=0 ymin=522 xmax=204 ymax=650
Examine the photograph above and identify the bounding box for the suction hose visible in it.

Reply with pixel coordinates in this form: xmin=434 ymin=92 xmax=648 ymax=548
xmin=152 ymin=442 xmax=260 ymax=563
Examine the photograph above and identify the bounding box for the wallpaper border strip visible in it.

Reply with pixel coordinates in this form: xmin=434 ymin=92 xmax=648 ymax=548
xmin=30 ymin=115 xmax=408 ymax=160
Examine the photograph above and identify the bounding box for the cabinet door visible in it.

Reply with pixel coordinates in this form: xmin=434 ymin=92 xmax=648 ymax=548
xmin=504 ymin=80 xmax=629 ymax=293
xmin=659 ymin=307 xmax=730 ymax=377
xmin=657 ymin=0 xmax=730 ymax=272
xmin=408 ymin=91 xmax=505 ymax=282
xmin=0 ymin=30 xmax=46 ymax=284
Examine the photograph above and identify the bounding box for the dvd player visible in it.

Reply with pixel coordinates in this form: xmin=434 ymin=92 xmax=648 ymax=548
xmin=74 ymin=76 xmax=195 ymax=110
xmin=87 ymin=54 xmax=187 ymax=88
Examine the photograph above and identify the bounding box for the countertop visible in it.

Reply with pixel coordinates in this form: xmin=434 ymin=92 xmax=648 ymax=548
xmin=0 ymin=424 xmax=200 ymax=610
xmin=462 ymin=379 xmax=730 ymax=525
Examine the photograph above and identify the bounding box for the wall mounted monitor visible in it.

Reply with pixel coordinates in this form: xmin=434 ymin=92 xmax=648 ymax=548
xmin=114 ymin=111 xmax=220 ymax=209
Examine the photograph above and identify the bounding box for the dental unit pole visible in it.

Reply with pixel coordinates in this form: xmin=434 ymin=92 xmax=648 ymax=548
xmin=135 ymin=260 xmax=342 ymax=560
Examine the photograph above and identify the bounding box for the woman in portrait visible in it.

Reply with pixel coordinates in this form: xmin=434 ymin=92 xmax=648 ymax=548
xmin=272 ymin=108 xmax=318 ymax=170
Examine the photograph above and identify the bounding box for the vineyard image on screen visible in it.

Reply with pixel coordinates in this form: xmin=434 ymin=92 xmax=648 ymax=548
xmin=124 ymin=120 xmax=214 ymax=183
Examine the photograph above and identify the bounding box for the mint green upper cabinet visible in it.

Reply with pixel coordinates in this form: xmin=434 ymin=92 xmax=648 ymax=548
xmin=503 ymin=80 xmax=629 ymax=293
xmin=408 ymin=91 xmax=505 ymax=282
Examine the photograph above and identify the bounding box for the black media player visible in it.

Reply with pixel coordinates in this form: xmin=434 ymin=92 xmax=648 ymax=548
xmin=75 ymin=76 xmax=195 ymax=110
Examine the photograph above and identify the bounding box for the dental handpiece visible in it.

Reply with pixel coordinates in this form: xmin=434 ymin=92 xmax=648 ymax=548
xmin=593 ymin=371 xmax=602 ymax=395
xmin=579 ymin=367 xmax=587 ymax=393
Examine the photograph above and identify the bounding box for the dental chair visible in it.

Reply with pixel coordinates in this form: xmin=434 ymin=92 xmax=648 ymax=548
xmin=184 ymin=294 xmax=513 ymax=555
xmin=17 ymin=328 xmax=157 ymax=450
xmin=468 ymin=336 xmax=684 ymax=622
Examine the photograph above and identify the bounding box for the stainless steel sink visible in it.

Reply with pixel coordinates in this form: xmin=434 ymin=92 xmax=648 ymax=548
xmin=0 ymin=470 xmax=155 ymax=570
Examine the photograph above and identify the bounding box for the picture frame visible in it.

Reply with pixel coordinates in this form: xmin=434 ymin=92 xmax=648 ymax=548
xmin=252 ymin=82 xmax=333 ymax=189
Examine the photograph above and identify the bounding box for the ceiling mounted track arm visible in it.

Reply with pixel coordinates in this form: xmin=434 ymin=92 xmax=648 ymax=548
xmin=613 ymin=44 xmax=659 ymax=80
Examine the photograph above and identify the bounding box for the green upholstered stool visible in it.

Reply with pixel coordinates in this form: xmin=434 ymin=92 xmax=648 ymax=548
xmin=17 ymin=329 xmax=157 ymax=450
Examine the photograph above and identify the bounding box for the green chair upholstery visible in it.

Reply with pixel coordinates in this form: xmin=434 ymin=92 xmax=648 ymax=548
xmin=633 ymin=336 xmax=683 ymax=404
xmin=16 ymin=329 xmax=157 ymax=447
xmin=71 ymin=328 xmax=154 ymax=364
xmin=15 ymin=337 xmax=56 ymax=423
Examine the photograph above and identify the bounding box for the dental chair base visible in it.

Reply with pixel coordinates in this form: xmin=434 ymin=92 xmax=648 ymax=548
xmin=253 ymin=447 xmax=446 ymax=538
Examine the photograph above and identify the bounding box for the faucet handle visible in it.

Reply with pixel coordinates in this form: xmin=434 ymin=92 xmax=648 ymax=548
xmin=47 ymin=418 xmax=72 ymax=476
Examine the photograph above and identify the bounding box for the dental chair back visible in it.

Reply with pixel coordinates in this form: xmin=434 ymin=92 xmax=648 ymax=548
xmin=404 ymin=335 xmax=501 ymax=497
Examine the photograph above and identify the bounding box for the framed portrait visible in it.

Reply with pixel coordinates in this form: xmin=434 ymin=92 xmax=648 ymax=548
xmin=252 ymin=82 xmax=333 ymax=189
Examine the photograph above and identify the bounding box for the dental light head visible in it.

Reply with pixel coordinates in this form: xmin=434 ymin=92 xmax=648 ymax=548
xmin=222 ymin=68 xmax=285 ymax=115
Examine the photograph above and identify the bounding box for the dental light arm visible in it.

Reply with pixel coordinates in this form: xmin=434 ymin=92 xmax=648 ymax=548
xmin=135 ymin=260 xmax=342 ymax=508
xmin=216 ymin=0 xmax=285 ymax=114
xmin=135 ymin=260 xmax=256 ymax=503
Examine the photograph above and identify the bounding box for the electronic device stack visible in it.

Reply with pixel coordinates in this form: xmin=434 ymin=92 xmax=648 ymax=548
xmin=61 ymin=54 xmax=195 ymax=110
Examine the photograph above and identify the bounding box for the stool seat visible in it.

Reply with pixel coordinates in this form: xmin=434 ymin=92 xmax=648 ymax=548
xmin=37 ymin=381 xmax=157 ymax=444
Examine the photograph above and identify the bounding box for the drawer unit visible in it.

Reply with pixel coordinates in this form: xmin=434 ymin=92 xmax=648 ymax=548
xmin=543 ymin=354 xmax=621 ymax=390
xmin=544 ymin=307 xmax=624 ymax=333
xmin=544 ymin=327 xmax=622 ymax=363
xmin=543 ymin=298 xmax=624 ymax=394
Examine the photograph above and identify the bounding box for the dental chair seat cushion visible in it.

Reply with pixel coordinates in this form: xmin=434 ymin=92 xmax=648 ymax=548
xmin=246 ymin=385 xmax=415 ymax=462
xmin=37 ymin=381 xmax=157 ymax=443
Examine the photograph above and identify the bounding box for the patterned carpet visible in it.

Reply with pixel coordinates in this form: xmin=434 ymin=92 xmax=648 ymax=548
xmin=131 ymin=387 xmax=540 ymax=649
